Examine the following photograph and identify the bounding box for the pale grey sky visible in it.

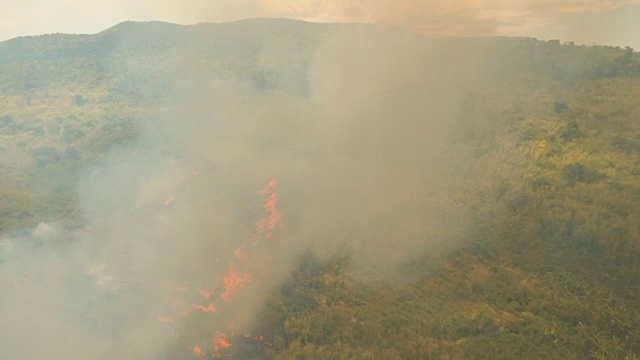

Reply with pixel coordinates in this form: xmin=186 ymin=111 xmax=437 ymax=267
xmin=0 ymin=0 xmax=638 ymax=49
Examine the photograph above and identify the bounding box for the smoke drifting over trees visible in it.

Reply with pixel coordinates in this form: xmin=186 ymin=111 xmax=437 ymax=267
xmin=0 ymin=19 xmax=638 ymax=359
xmin=0 ymin=23 xmax=478 ymax=359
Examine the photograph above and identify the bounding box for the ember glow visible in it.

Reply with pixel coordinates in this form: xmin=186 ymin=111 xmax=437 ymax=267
xmin=214 ymin=333 xmax=232 ymax=352
xmin=193 ymin=345 xmax=203 ymax=355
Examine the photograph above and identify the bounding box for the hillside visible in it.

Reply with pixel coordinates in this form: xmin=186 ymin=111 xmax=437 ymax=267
xmin=0 ymin=19 xmax=638 ymax=359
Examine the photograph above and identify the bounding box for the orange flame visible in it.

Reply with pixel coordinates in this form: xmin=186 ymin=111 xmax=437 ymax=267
xmin=158 ymin=300 xmax=218 ymax=327
xmin=254 ymin=179 xmax=282 ymax=240
xmin=192 ymin=345 xmax=202 ymax=355
xmin=214 ymin=333 xmax=232 ymax=352
xmin=221 ymin=261 xmax=252 ymax=301
xmin=193 ymin=303 xmax=217 ymax=313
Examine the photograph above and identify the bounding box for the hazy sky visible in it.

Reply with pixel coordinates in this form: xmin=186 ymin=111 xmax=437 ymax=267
xmin=0 ymin=0 xmax=639 ymax=49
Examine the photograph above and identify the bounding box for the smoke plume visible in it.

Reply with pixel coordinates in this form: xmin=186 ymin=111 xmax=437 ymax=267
xmin=0 ymin=25 xmax=480 ymax=359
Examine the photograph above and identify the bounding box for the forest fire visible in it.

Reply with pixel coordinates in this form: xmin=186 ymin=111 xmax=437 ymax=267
xmin=221 ymin=261 xmax=252 ymax=301
xmin=193 ymin=345 xmax=203 ymax=355
xmin=157 ymin=178 xmax=282 ymax=358
xmin=214 ymin=333 xmax=232 ymax=352
xmin=254 ymin=179 xmax=281 ymax=240
xmin=193 ymin=303 xmax=217 ymax=313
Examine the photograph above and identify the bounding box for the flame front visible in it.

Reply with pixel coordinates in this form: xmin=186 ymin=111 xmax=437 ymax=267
xmin=157 ymin=178 xmax=281 ymax=358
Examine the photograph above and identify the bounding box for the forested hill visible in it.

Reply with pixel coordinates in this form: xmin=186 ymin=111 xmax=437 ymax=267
xmin=0 ymin=19 xmax=638 ymax=359
xmin=1 ymin=19 xmax=638 ymax=97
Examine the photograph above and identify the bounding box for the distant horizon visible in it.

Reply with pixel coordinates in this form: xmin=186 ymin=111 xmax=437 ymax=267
xmin=1 ymin=17 xmax=638 ymax=51
xmin=1 ymin=1 xmax=639 ymax=50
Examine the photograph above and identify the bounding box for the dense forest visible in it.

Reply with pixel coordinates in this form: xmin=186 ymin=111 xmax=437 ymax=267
xmin=0 ymin=19 xmax=638 ymax=359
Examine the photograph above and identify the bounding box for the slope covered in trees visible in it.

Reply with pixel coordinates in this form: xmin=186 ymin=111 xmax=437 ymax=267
xmin=0 ymin=19 xmax=638 ymax=359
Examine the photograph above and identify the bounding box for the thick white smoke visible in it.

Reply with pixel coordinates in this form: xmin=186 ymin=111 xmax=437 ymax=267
xmin=0 ymin=25 xmax=481 ymax=359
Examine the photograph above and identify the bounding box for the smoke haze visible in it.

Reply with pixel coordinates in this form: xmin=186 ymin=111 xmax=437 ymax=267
xmin=0 ymin=26 xmax=484 ymax=359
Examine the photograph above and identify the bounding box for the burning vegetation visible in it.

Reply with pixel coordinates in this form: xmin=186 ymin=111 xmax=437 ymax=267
xmin=157 ymin=179 xmax=281 ymax=358
xmin=0 ymin=20 xmax=638 ymax=360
